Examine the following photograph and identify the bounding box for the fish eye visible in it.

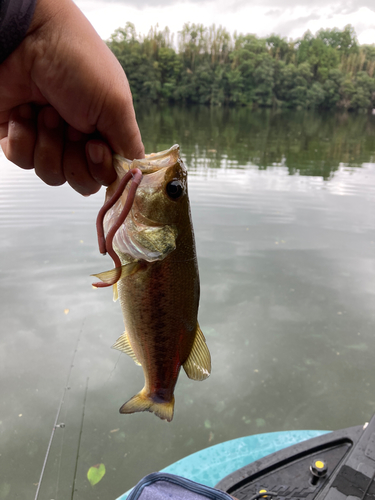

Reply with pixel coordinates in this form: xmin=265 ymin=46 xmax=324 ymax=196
xmin=166 ymin=180 xmax=183 ymax=200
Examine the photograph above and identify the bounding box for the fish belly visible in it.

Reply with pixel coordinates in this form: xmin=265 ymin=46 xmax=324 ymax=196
xmin=117 ymin=254 xmax=199 ymax=420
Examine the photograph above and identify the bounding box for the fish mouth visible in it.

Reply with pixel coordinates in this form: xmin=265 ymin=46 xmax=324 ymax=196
xmin=98 ymin=144 xmax=188 ymax=270
xmin=114 ymin=144 xmax=182 ymax=175
xmin=111 ymin=144 xmax=187 ymax=202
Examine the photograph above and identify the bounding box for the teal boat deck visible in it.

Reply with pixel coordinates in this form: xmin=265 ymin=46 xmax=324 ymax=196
xmin=116 ymin=429 xmax=329 ymax=499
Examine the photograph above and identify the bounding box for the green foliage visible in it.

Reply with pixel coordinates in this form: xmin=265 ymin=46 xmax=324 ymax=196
xmin=87 ymin=463 xmax=106 ymax=486
xmin=106 ymin=23 xmax=375 ymax=110
xmin=317 ymin=25 xmax=358 ymax=56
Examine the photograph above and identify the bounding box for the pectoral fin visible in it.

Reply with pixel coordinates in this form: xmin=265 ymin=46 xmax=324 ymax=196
xmin=112 ymin=331 xmax=141 ymax=366
xmin=136 ymin=226 xmax=177 ymax=258
xmin=183 ymin=323 xmax=211 ymax=381
xmin=91 ymin=262 xmax=141 ymax=286
xmin=113 ymin=283 xmax=119 ymax=302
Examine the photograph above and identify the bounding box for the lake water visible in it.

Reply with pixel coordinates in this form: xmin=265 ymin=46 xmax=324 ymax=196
xmin=1 ymin=106 xmax=375 ymax=499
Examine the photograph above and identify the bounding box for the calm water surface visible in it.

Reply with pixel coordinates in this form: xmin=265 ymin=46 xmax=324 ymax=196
xmin=0 ymin=107 xmax=374 ymax=499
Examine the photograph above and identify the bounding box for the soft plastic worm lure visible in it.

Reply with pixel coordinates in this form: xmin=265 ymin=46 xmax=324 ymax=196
xmin=93 ymin=167 xmax=143 ymax=288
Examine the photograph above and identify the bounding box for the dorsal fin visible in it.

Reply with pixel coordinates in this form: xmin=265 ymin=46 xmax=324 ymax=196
xmin=112 ymin=332 xmax=141 ymax=366
xmin=183 ymin=323 xmax=211 ymax=381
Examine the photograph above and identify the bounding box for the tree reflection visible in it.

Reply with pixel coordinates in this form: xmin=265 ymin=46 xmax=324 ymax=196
xmin=136 ymin=105 xmax=375 ymax=180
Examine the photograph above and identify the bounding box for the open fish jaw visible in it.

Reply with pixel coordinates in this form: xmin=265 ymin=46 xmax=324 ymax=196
xmin=113 ymin=144 xmax=181 ymax=176
xmin=104 ymin=145 xmax=186 ymax=262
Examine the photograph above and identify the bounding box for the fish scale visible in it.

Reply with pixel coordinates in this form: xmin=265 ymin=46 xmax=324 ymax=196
xmin=93 ymin=145 xmax=211 ymax=421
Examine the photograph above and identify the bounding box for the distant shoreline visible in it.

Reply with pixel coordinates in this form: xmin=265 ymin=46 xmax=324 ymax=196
xmin=107 ymin=23 xmax=375 ymax=111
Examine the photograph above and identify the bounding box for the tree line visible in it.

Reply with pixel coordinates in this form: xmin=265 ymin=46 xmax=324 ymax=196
xmin=107 ymin=23 xmax=375 ymax=110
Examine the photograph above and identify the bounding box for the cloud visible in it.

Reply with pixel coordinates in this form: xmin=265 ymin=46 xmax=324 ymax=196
xmin=265 ymin=9 xmax=283 ymax=17
xmin=232 ymin=0 xmax=375 ymax=12
xmin=271 ymin=12 xmax=321 ymax=38
xmin=77 ymin=0 xmax=202 ymax=9
xmin=75 ymin=0 xmax=375 ymax=43
xmin=77 ymin=0 xmax=375 ymax=8
xmin=359 ymin=28 xmax=375 ymax=44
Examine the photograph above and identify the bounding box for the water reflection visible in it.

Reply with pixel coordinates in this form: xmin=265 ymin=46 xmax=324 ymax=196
xmin=0 ymin=107 xmax=375 ymax=500
xmin=136 ymin=105 xmax=375 ymax=178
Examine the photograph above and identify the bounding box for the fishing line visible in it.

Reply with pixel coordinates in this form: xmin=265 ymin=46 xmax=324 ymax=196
xmin=54 ymin=344 xmax=79 ymax=500
xmin=71 ymin=377 xmax=89 ymax=500
xmin=34 ymin=319 xmax=85 ymax=500
xmin=104 ymin=351 xmax=122 ymax=386
xmin=54 ymin=414 xmax=66 ymax=500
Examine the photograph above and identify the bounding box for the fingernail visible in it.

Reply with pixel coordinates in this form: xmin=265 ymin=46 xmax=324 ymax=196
xmin=18 ymin=104 xmax=32 ymax=120
xmin=43 ymin=107 xmax=60 ymax=129
xmin=88 ymin=142 xmax=104 ymax=164
xmin=68 ymin=126 xmax=84 ymax=142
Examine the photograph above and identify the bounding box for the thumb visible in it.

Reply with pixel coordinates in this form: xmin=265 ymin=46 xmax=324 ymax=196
xmin=95 ymin=64 xmax=145 ymax=161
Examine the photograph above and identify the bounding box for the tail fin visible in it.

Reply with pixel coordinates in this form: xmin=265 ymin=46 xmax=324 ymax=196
xmin=119 ymin=389 xmax=174 ymax=422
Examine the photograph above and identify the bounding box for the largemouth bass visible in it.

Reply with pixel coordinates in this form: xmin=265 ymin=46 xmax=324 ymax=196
xmin=93 ymin=145 xmax=211 ymax=422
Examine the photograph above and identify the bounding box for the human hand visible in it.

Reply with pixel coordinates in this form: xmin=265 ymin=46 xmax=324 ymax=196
xmin=0 ymin=0 xmax=144 ymax=195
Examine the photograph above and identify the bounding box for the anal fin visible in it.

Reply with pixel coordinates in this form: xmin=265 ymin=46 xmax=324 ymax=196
xmin=112 ymin=331 xmax=141 ymax=366
xmin=183 ymin=323 xmax=211 ymax=381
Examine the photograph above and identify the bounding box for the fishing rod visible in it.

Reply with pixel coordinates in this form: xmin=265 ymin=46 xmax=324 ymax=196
xmin=34 ymin=321 xmax=85 ymax=500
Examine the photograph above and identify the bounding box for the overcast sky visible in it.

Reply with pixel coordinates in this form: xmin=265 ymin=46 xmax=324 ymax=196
xmin=75 ymin=0 xmax=375 ymax=45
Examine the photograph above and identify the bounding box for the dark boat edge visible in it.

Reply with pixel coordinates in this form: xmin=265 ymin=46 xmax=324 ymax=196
xmin=216 ymin=413 xmax=375 ymax=500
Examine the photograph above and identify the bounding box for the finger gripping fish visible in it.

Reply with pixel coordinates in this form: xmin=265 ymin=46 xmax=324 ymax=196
xmin=92 ymin=145 xmax=211 ymax=422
